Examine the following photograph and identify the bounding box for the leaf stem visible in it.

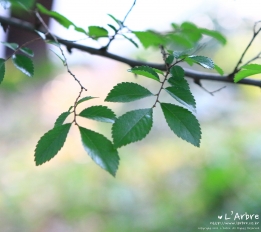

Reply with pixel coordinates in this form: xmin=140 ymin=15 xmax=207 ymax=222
xmin=35 ymin=11 xmax=87 ymax=91
xmin=152 ymin=70 xmax=170 ymax=108
xmin=152 ymin=46 xmax=171 ymax=108
xmin=5 ymin=36 xmax=43 ymax=61
xmin=102 ymin=0 xmax=136 ymax=51
xmin=122 ymin=0 xmax=136 ymax=25
xmin=72 ymin=87 xmax=84 ymax=126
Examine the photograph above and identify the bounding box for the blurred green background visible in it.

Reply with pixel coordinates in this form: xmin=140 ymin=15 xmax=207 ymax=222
xmin=1 ymin=1 xmax=261 ymax=231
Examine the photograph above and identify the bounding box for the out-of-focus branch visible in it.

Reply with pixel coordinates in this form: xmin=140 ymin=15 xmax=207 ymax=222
xmin=1 ymin=16 xmax=261 ymax=88
xmin=229 ymin=21 xmax=261 ymax=78
xmin=102 ymin=0 xmax=136 ymax=50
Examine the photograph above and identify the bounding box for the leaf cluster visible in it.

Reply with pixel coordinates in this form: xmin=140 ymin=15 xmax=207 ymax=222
xmin=3 ymin=1 xmax=259 ymax=177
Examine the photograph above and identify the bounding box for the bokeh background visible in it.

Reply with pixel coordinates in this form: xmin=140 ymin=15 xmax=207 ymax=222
xmin=0 ymin=0 xmax=261 ymax=231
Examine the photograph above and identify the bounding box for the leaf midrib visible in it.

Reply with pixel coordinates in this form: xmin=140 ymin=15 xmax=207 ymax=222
xmin=116 ymin=109 xmax=151 ymax=146
xmin=163 ymin=105 xmax=196 ymax=139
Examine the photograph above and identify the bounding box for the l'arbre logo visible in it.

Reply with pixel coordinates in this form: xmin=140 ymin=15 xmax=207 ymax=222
xmin=217 ymin=212 xmax=259 ymax=221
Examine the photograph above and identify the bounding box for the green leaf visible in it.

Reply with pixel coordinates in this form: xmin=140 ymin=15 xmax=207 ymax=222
xmin=160 ymin=103 xmax=201 ymax=147
xmin=188 ymin=55 xmax=214 ymax=69
xmin=173 ymin=46 xmax=196 ymax=59
xmin=166 ymin=54 xmax=174 ymax=65
xmin=234 ymin=70 xmax=261 ymax=82
xmin=173 ymin=51 xmax=184 ymax=59
xmin=165 ymin=86 xmax=196 ymax=112
xmin=1 ymin=42 xmax=18 ymax=50
xmin=241 ymin=64 xmax=261 ymax=71
xmin=112 ymin=108 xmax=153 ymax=148
xmin=107 ymin=24 xmax=117 ymax=32
xmin=108 ymin=14 xmax=122 ymax=27
xmin=79 ymin=105 xmax=116 ymax=123
xmin=214 ymin=64 xmax=224 ymax=75
xmin=54 ymin=111 xmax=71 ymax=127
xmin=0 ymin=58 xmax=5 ymax=84
xmin=68 ymin=106 xmax=73 ymax=112
xmin=34 ymin=123 xmax=71 ymax=165
xmin=128 ymin=66 xmax=160 ymax=82
xmin=133 ymin=31 xmax=165 ymax=49
xmin=122 ymin=34 xmax=139 ymax=48
xmin=234 ymin=64 xmax=261 ymax=82
xmin=46 ymin=40 xmax=61 ymax=47
xmin=184 ymin=30 xmax=202 ymax=43
xmin=105 ymin=82 xmax=154 ymax=102
xmin=170 ymin=65 xmax=185 ymax=78
xmin=37 ymin=4 xmax=86 ymax=34
xmin=19 ymin=47 xmax=34 ymax=57
xmin=183 ymin=56 xmax=195 ymax=66
xmin=167 ymin=34 xmax=194 ymax=48
xmin=79 ymin=127 xmax=119 ymax=176
xmin=76 ymin=96 xmax=96 ymax=106
xmin=171 ymin=23 xmax=179 ymax=30
xmin=180 ymin=22 xmax=202 ymax=43
xmin=12 ymin=54 xmax=34 ymax=77
xmin=153 ymin=68 xmax=164 ymax=75
xmin=168 ymin=66 xmax=190 ymax=90
xmin=198 ymin=28 xmax=226 ymax=45
xmin=9 ymin=0 xmax=34 ymax=9
xmin=88 ymin=26 xmax=108 ymax=39
xmin=181 ymin=22 xmax=198 ymax=30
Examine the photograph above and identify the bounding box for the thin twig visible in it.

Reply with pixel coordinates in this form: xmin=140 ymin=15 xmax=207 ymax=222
xmin=240 ymin=51 xmax=261 ymax=68
xmin=5 ymin=36 xmax=42 ymax=61
xmin=194 ymin=79 xmax=226 ymax=96
xmin=152 ymin=70 xmax=169 ymax=108
xmin=122 ymin=0 xmax=136 ymax=25
xmin=72 ymin=87 xmax=84 ymax=125
xmin=102 ymin=0 xmax=137 ymax=50
xmin=211 ymin=86 xmax=226 ymax=94
xmin=152 ymin=46 xmax=172 ymax=108
xmin=35 ymin=11 xmax=87 ymax=91
xmin=254 ymin=20 xmax=261 ymax=33
xmin=229 ymin=21 xmax=261 ymax=78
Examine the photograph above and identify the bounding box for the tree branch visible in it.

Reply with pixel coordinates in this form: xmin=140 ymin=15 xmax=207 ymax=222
xmin=1 ymin=16 xmax=261 ymax=88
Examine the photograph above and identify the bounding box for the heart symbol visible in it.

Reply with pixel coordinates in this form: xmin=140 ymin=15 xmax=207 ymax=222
xmin=218 ymin=215 xmax=222 ymax=219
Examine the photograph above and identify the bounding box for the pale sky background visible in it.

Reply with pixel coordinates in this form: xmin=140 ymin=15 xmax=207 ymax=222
xmin=0 ymin=0 xmax=261 ymax=58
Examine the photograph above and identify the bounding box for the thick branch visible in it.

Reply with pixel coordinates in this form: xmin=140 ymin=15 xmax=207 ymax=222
xmin=1 ymin=16 xmax=261 ymax=87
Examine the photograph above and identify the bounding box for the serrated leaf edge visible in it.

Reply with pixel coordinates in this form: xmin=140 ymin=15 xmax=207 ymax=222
xmin=79 ymin=127 xmax=119 ymax=176
xmin=128 ymin=65 xmax=160 ymax=82
xmin=34 ymin=123 xmax=71 ymax=165
xmin=105 ymin=82 xmax=154 ymax=103
xmin=54 ymin=111 xmax=71 ymax=127
xmin=12 ymin=54 xmax=34 ymax=77
xmin=79 ymin=105 xmax=116 ymax=123
xmin=112 ymin=108 xmax=153 ymax=148
xmin=161 ymin=103 xmax=201 ymax=147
